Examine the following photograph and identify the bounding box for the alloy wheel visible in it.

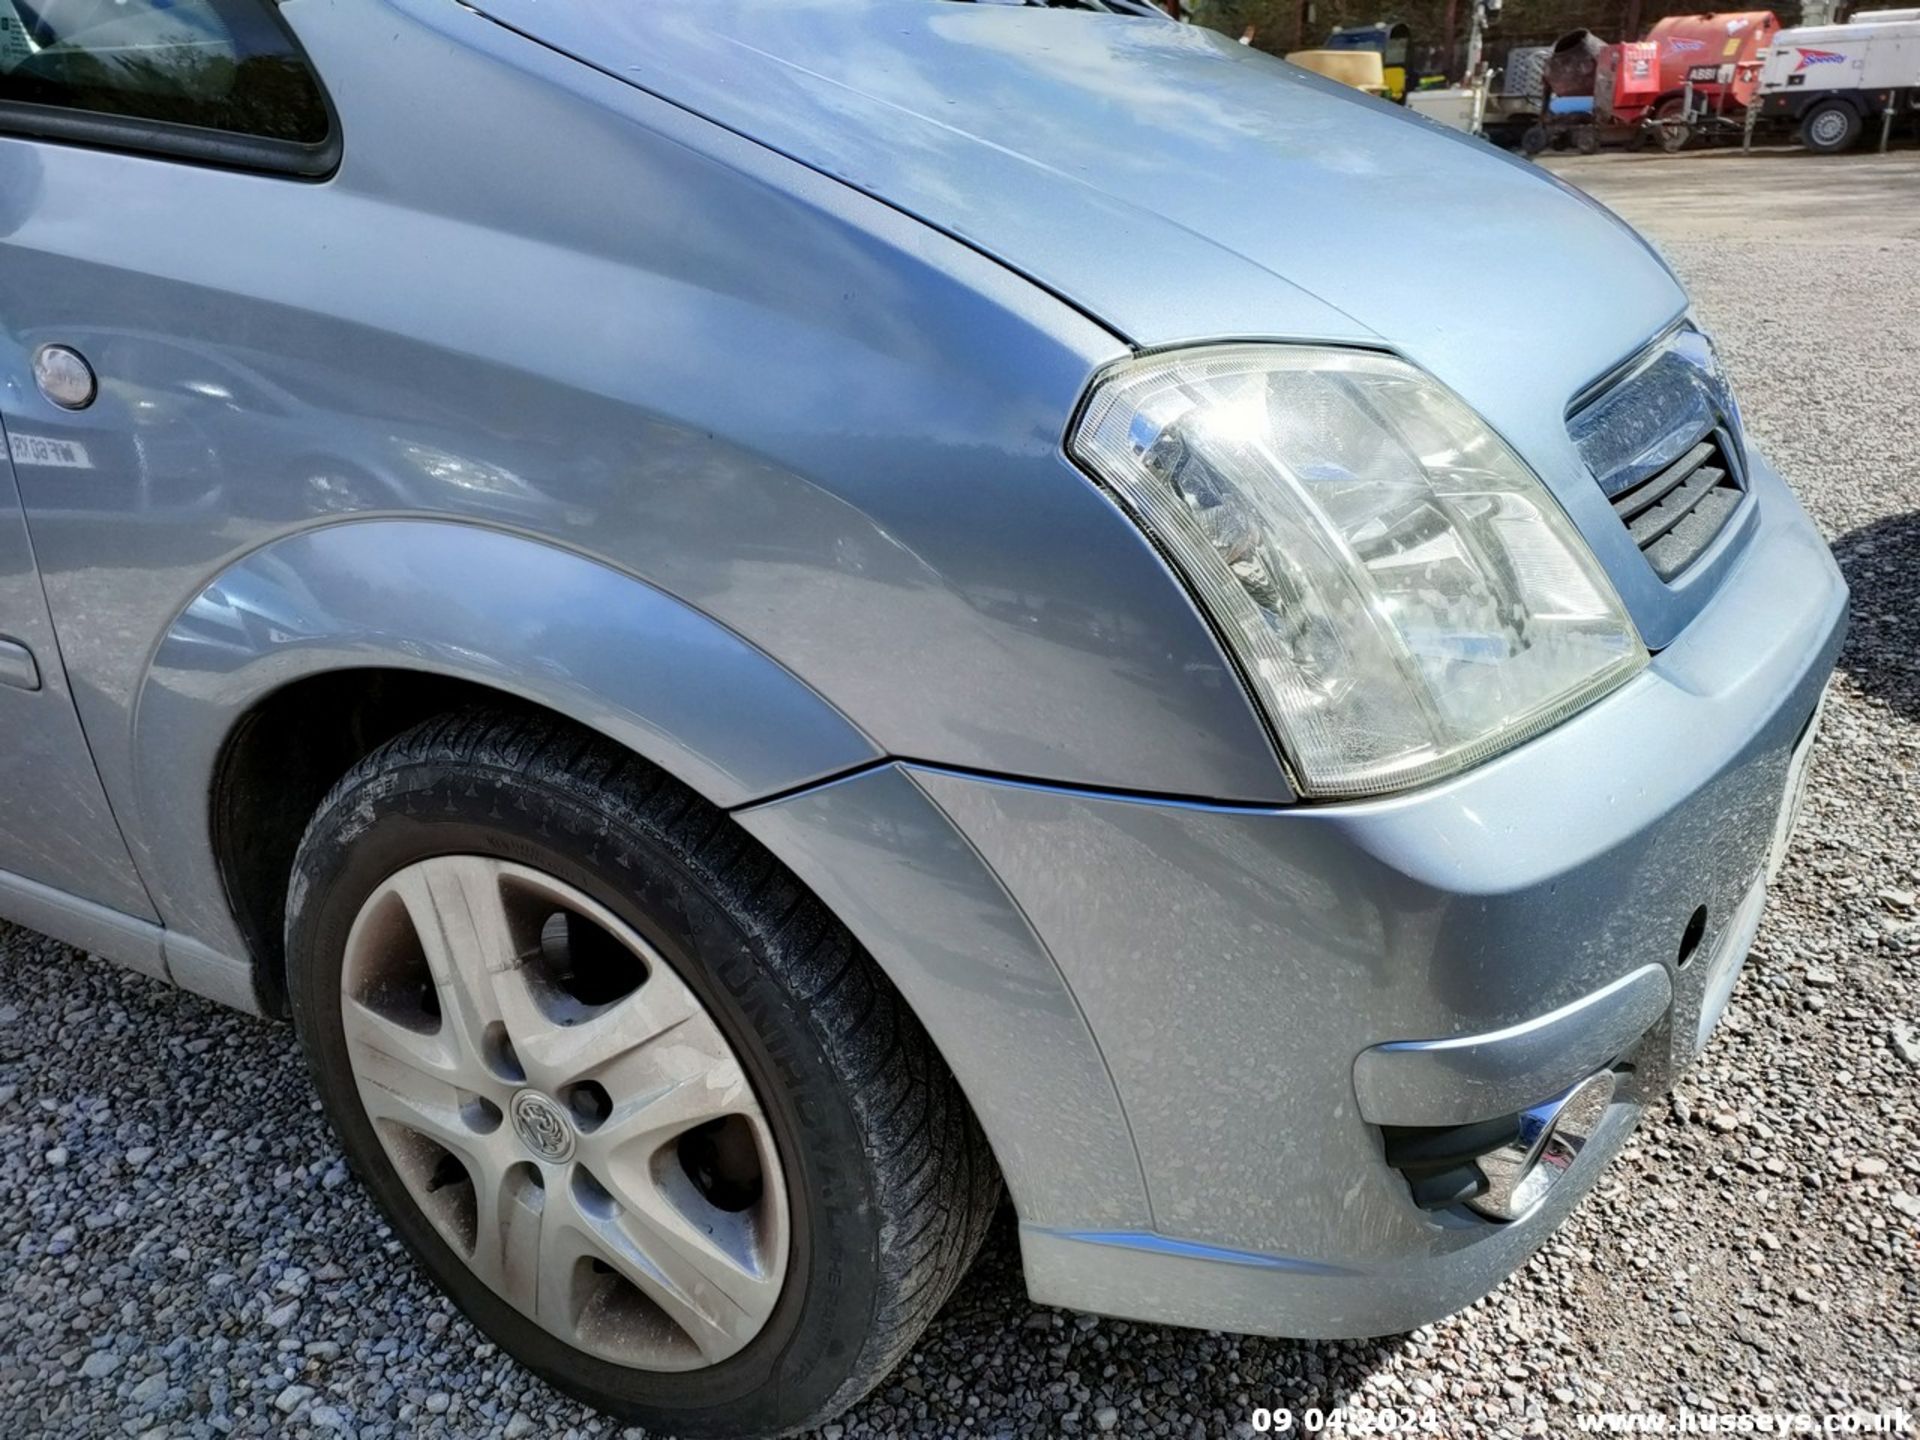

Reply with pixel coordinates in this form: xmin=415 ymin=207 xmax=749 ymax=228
xmin=338 ymin=856 xmax=790 ymax=1371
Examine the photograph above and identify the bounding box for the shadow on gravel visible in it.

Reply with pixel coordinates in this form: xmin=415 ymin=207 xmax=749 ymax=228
xmin=1830 ymin=511 xmax=1919 ymax=723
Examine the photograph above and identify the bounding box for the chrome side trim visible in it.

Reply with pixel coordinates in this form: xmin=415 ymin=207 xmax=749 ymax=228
xmin=1353 ymin=963 xmax=1671 ymax=1127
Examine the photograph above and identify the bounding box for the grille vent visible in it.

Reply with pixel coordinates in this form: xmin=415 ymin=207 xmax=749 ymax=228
xmin=1605 ymin=432 xmax=1742 ymax=581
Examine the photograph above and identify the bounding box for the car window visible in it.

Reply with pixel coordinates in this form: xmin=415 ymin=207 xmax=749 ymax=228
xmin=0 ymin=0 xmax=334 ymax=173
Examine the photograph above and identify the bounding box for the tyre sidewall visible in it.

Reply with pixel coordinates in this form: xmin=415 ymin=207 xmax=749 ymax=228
xmin=1804 ymin=103 xmax=1859 ymax=153
xmin=287 ymin=756 xmax=882 ymax=1437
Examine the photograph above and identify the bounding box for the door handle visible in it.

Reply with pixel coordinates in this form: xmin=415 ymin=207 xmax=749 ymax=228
xmin=0 ymin=637 xmax=41 ymax=691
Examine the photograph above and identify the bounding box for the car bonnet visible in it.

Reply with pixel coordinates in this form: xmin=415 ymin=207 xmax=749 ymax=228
xmin=468 ymin=0 xmax=1686 ymax=460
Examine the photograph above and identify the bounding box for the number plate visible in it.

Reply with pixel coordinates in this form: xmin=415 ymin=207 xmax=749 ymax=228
xmin=1766 ymin=691 xmax=1825 ymax=883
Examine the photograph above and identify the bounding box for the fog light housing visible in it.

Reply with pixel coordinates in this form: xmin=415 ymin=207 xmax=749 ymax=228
xmin=1466 ymin=1070 xmax=1617 ymax=1222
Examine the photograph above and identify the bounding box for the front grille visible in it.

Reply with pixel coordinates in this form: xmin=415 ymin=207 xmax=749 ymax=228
xmin=1568 ymin=327 xmax=1748 ymax=585
xmin=1606 ymin=431 xmax=1743 ymax=581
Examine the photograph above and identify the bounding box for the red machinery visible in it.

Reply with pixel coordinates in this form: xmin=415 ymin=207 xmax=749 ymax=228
xmin=1596 ymin=11 xmax=1781 ymax=147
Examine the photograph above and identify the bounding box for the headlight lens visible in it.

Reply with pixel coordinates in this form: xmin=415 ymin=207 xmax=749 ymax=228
xmin=1071 ymin=345 xmax=1647 ymax=799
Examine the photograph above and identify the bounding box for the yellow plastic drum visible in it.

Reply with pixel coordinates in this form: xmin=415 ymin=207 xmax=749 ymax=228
xmin=1284 ymin=49 xmax=1389 ymax=95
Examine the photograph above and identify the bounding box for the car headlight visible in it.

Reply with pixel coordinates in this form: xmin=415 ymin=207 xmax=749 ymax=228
xmin=1070 ymin=345 xmax=1648 ymax=799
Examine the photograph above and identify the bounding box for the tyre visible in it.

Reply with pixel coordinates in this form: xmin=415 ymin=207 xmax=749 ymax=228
xmin=1483 ymin=119 xmax=1529 ymax=151
xmin=1802 ymin=100 xmax=1862 ymax=154
xmin=1654 ymin=99 xmax=1693 ymax=153
xmin=1520 ymin=122 xmax=1550 ymax=156
xmin=1574 ymin=124 xmax=1601 ymax=155
xmin=286 ymin=709 xmax=1000 ymax=1437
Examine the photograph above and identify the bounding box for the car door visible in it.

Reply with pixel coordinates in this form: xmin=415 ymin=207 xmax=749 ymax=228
xmin=0 ymin=419 xmax=154 ymax=917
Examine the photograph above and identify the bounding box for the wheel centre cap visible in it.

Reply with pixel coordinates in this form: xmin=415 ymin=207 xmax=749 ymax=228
xmin=510 ymin=1090 xmax=576 ymax=1164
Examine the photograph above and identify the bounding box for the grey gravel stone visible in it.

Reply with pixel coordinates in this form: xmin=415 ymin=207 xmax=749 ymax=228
xmin=1892 ymin=1023 xmax=1920 ymax=1064
xmin=77 ymin=1351 xmax=119 ymax=1381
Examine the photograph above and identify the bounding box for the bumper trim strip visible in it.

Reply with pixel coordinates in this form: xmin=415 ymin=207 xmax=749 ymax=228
xmin=1032 ymin=1228 xmax=1357 ymax=1276
xmin=1353 ymin=963 xmax=1672 ymax=1127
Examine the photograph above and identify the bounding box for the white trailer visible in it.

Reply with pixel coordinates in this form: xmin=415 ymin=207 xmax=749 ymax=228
xmin=1756 ymin=9 xmax=1920 ymax=151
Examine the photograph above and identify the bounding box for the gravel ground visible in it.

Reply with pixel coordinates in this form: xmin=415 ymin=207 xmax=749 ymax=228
xmin=3 ymin=152 xmax=1917 ymax=1440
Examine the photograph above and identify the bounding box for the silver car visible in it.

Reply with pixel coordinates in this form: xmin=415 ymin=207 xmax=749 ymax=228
xmin=0 ymin=1 xmax=1846 ymax=1435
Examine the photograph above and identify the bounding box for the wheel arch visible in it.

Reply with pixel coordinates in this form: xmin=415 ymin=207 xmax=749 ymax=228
xmin=130 ymin=518 xmax=881 ymax=1012
xmin=130 ymin=519 xmax=1078 ymax=1229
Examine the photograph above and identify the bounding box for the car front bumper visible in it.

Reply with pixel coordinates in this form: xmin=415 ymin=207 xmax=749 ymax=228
xmin=739 ymin=449 xmax=1847 ymax=1339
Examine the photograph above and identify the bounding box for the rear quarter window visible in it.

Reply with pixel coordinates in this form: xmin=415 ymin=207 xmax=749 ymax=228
xmin=0 ymin=0 xmax=336 ymax=175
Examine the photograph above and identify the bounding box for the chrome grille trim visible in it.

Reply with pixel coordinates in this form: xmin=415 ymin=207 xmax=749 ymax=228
xmin=1570 ymin=327 xmax=1747 ymax=582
